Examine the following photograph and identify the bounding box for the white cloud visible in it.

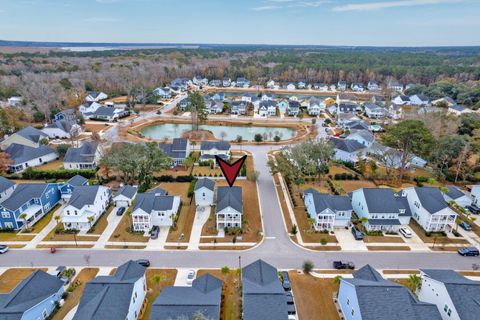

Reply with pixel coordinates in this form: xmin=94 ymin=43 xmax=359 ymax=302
xmin=251 ymin=5 xmax=282 ymax=11
xmin=332 ymin=0 xmax=464 ymax=12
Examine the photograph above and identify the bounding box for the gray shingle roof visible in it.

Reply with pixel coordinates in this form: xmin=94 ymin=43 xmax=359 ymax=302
xmin=133 ymin=191 xmax=175 ymax=213
xmin=414 ymin=187 xmax=448 ymax=213
xmin=304 ymin=189 xmax=351 ymax=215
xmin=449 ymin=104 xmax=467 ymax=112
xmin=195 ymin=178 xmax=215 ymax=191
xmin=5 ymin=143 xmax=57 ymax=165
xmin=347 ymin=129 xmax=374 ymax=143
xmin=115 ymin=185 xmax=137 ymax=200
xmin=64 ymin=141 xmax=98 ymax=163
xmin=0 ymin=176 xmax=15 ymax=195
xmin=368 ymin=218 xmax=401 ymax=226
xmin=66 ymin=175 xmax=88 ymax=187
xmin=151 ymin=274 xmax=222 ymax=320
xmin=74 ymin=261 xmax=146 ymax=320
xmin=1 ymin=184 xmax=49 ymax=211
xmin=360 ymin=188 xmax=404 ymax=214
xmin=68 ymin=185 xmax=100 ymax=210
xmin=445 ymin=185 xmax=466 ymax=200
xmin=15 ymin=126 xmax=47 ymax=143
xmin=343 ymin=265 xmax=442 ymax=320
xmin=216 ymin=186 xmax=242 ymax=214
xmin=200 ymin=141 xmax=230 ymax=151
xmin=421 ymin=269 xmax=480 ymax=320
xmin=331 ymin=138 xmax=365 ymax=153
xmin=159 ymin=138 xmax=188 ymax=160
xmin=242 ymin=260 xmax=288 ymax=320
xmin=0 ymin=270 xmax=63 ymax=319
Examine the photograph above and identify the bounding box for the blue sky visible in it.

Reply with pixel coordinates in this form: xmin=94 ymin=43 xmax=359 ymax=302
xmin=0 ymin=0 xmax=479 ymax=46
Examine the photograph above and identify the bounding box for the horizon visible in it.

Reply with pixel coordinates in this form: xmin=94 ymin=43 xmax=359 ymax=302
xmin=1 ymin=0 xmax=479 ymax=46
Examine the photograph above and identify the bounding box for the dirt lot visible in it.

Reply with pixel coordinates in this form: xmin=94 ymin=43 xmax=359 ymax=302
xmin=0 ymin=232 xmax=34 ymax=241
xmin=337 ymin=180 xmax=377 ymax=194
xmin=87 ymin=207 xmax=112 ymax=235
xmin=36 ymin=159 xmax=63 ymax=170
xmin=409 ymin=220 xmax=469 ymax=244
xmin=289 ymin=271 xmax=340 ymax=320
xmin=84 ymin=122 xmax=111 ymax=134
xmin=109 ymin=211 xmax=149 ymax=243
xmin=143 ymin=269 xmax=177 ymax=320
xmin=198 ymin=269 xmax=242 ymax=320
xmin=0 ymin=268 xmax=48 ymax=292
xmin=201 ymin=179 xmax=263 ymax=243
xmin=43 ymin=224 xmax=99 ymax=242
xmin=364 ymin=236 xmax=405 ymax=243
xmin=52 ymin=268 xmax=99 ymax=320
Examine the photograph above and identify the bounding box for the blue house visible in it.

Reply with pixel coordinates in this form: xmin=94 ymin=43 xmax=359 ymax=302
xmin=303 ymin=188 xmax=352 ymax=231
xmin=58 ymin=175 xmax=89 ymax=200
xmin=0 ymin=270 xmax=64 ymax=320
xmin=338 ymin=265 xmax=442 ymax=320
xmin=0 ymin=183 xmax=61 ymax=230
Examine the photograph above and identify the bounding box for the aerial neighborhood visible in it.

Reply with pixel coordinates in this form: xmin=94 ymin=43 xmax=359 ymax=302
xmin=1 ymin=38 xmax=480 ymax=320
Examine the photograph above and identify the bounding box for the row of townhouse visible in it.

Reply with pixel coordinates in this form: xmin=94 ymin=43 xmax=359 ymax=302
xmin=338 ymin=264 xmax=480 ymax=320
xmin=304 ymin=185 xmax=480 ymax=234
xmin=0 ymin=258 xmax=289 ymax=320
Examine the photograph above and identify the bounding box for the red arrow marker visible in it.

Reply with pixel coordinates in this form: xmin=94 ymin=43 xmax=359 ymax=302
xmin=215 ymin=155 xmax=247 ymax=187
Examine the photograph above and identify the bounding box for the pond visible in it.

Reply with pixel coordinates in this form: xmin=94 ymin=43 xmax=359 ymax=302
xmin=141 ymin=123 xmax=296 ymax=141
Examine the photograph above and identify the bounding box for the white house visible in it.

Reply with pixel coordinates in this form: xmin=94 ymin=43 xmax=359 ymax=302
xmin=79 ymin=101 xmax=102 ymax=118
xmin=307 ymin=98 xmax=321 ymax=116
xmin=432 ymin=96 xmax=456 ymax=107
xmin=193 ymin=75 xmax=208 ymax=86
xmin=330 ymin=138 xmax=367 ymax=163
xmin=442 ymin=185 xmax=471 ymax=208
xmin=387 ymin=80 xmax=404 ymax=92
xmin=402 ymin=187 xmax=457 ymax=233
xmin=222 ymin=77 xmax=232 ymax=87
xmin=304 ymin=188 xmax=352 ymax=231
xmin=364 ymin=103 xmax=385 ymax=118
xmin=85 ymin=91 xmax=108 ymax=102
xmin=194 ymin=178 xmax=215 ymax=207
xmin=258 ymin=100 xmax=277 ymax=117
xmin=200 ymin=141 xmax=231 ymax=162
xmin=5 ymin=144 xmax=58 ymax=173
xmin=417 ymin=269 xmax=479 ymax=320
xmin=471 ymin=185 xmax=480 ymax=207
xmin=261 ymin=93 xmax=273 ymax=101
xmin=153 ymin=87 xmax=173 ymax=99
xmin=241 ymin=94 xmax=253 ymax=103
xmin=131 ymin=188 xmax=181 ymax=232
xmin=387 ymin=104 xmax=404 ymax=120
xmin=345 ymin=130 xmax=375 ymax=148
xmin=392 ymin=95 xmax=411 ymax=105
xmin=351 ymin=188 xmax=411 ymax=232
xmin=266 ymin=80 xmax=276 ymax=89
xmin=350 ymin=83 xmax=364 ymax=92
xmin=42 ymin=119 xmax=82 ymax=139
xmin=367 ymin=81 xmax=380 ymax=91
xmin=113 ymin=185 xmax=138 ymax=208
xmin=62 ymin=185 xmax=111 ymax=232
xmin=216 ymin=186 xmax=242 ymax=230
xmin=448 ymin=104 xmax=473 ymax=116
xmin=64 ymin=141 xmax=100 ymax=170
xmin=74 ymin=260 xmax=147 ymax=320
xmin=337 ymin=81 xmax=347 ymax=91
xmin=409 ymin=94 xmax=430 ymax=106
xmin=286 ymin=83 xmax=296 ymax=91
xmin=7 ymin=96 xmax=22 ymax=107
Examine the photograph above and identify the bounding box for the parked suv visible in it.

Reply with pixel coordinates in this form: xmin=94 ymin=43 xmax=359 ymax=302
xmin=116 ymin=207 xmax=126 ymax=216
xmin=399 ymin=227 xmax=412 ymax=238
xmin=151 ymin=226 xmax=160 ymax=239
xmin=466 ymin=205 xmax=480 ymax=215
xmin=458 ymin=247 xmax=480 ymax=256
xmin=281 ymin=271 xmax=291 ymax=291
xmin=459 ymin=221 xmax=472 ymax=232
xmin=351 ymin=226 xmax=365 ymax=240
xmin=333 ymin=261 xmax=355 ymax=270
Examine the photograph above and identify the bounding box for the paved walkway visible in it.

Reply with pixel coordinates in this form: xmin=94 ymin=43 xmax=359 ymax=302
xmin=187 ymin=205 xmax=211 ymax=250
xmin=93 ymin=207 xmax=123 ymax=249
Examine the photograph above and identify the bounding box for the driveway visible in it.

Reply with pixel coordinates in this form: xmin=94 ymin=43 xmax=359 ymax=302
xmin=146 ymin=227 xmax=169 ymax=250
xmin=93 ymin=207 xmax=124 ymax=249
xmin=188 ymin=205 xmax=211 ymax=250
xmin=335 ymin=228 xmax=368 ymax=251
xmin=174 ymin=268 xmax=197 ymax=287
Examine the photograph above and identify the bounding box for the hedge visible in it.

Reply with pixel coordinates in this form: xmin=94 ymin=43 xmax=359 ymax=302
xmin=154 ymin=175 xmax=195 ymax=183
xmin=21 ymin=168 xmax=97 ymax=180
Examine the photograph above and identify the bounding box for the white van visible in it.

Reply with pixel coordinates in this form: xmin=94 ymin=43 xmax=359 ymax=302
xmin=399 ymin=227 xmax=412 ymax=238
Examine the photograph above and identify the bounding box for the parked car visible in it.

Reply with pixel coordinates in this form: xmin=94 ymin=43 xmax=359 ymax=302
xmin=351 ymin=226 xmax=364 ymax=240
xmin=55 ymin=266 xmax=66 ymax=278
xmin=287 ymin=304 xmax=296 ymax=315
xmin=458 ymin=247 xmax=480 ymax=256
xmin=333 ymin=261 xmax=355 ymax=270
xmin=136 ymin=259 xmax=151 ymax=267
xmin=116 ymin=207 xmax=126 ymax=216
xmin=281 ymin=271 xmax=291 ymax=291
xmin=459 ymin=221 xmax=472 ymax=232
xmin=285 ymin=292 xmax=294 ymax=304
xmin=466 ymin=205 xmax=480 ymax=215
xmin=399 ymin=227 xmax=412 ymax=238
xmin=151 ymin=226 xmax=159 ymax=239
xmin=0 ymin=245 xmax=9 ymax=254
xmin=186 ymin=270 xmax=196 ymax=285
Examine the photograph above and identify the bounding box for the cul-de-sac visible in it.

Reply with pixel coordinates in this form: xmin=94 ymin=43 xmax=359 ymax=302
xmin=0 ymin=1 xmax=480 ymax=319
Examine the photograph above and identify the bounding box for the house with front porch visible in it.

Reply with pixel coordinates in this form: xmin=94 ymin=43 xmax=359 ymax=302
xmin=215 ymin=186 xmax=242 ymax=230
xmin=5 ymin=143 xmax=58 ymax=173
xmin=308 ymin=98 xmax=322 ymax=116
xmin=131 ymin=188 xmax=181 ymax=232
xmin=351 ymin=188 xmax=412 ymax=232
xmin=231 ymin=101 xmax=247 ymax=115
xmin=304 ymin=188 xmax=352 ymax=231
xmin=367 ymin=81 xmax=380 ymax=91
xmin=351 ymin=83 xmax=364 ymax=92
xmin=387 ymin=80 xmax=404 ymax=92
xmin=58 ymin=175 xmax=89 ymax=200
xmin=0 ymin=183 xmax=60 ymax=230
xmin=236 ymin=77 xmax=250 ymax=88
xmin=287 ymin=100 xmax=300 ymax=116
xmin=409 ymin=94 xmax=430 ymax=106
xmin=258 ymin=100 xmax=277 ymax=117
xmin=222 ymin=77 xmax=231 ymax=87
xmin=64 ymin=141 xmax=100 ymax=170
xmin=62 ymin=185 xmax=111 ymax=232
xmin=471 ymin=185 xmax=480 ymax=208
xmin=364 ymin=103 xmax=386 ymax=118
xmin=79 ymin=101 xmax=102 ymax=119
xmin=207 ymin=100 xmax=224 ymax=114
xmin=402 ymin=187 xmax=457 ymax=233
xmin=337 ymin=80 xmax=347 ymax=91
xmin=338 ymin=265 xmax=442 ymax=320
xmin=159 ymin=138 xmax=190 ymax=167
xmin=153 ymin=87 xmax=173 ymax=99
xmin=200 ymin=141 xmax=231 ymax=162
xmin=345 ymin=130 xmax=375 ymax=148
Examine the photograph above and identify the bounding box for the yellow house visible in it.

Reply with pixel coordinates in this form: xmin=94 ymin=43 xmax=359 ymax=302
xmin=0 ymin=126 xmax=47 ymax=150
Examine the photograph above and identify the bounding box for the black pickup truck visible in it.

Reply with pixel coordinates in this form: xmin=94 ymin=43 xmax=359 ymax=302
xmin=333 ymin=261 xmax=355 ymax=270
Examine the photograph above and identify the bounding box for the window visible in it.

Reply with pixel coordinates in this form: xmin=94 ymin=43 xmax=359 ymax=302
xmin=42 ymin=309 xmax=48 ymax=319
xmin=351 ymin=309 xmax=355 ymax=316
xmin=447 ymin=309 xmax=451 ymax=316
xmin=1 ymin=212 xmax=10 ymax=218
xmin=347 ymin=298 xmax=350 ymax=305
xmin=444 ymin=305 xmax=448 ymax=312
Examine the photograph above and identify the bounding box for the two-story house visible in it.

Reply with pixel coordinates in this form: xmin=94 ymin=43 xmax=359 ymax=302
xmin=338 ymin=265 xmax=442 ymax=320
xmin=0 ymin=270 xmax=65 ymax=320
xmin=409 ymin=94 xmax=430 ymax=106
xmin=5 ymin=143 xmax=58 ymax=173
xmin=231 ymin=101 xmax=247 ymax=115
xmin=85 ymin=91 xmax=108 ymax=102
xmin=74 ymin=260 xmax=147 ymax=320
xmin=351 ymin=83 xmax=364 ymax=92
xmin=58 ymin=175 xmax=89 ymax=201
xmin=330 ymin=138 xmax=367 ymax=163
xmin=402 ymin=187 xmax=457 ymax=233
xmin=337 ymin=80 xmax=347 ymax=91
xmin=79 ymin=101 xmax=102 ymax=119
xmin=442 ymin=185 xmax=471 ymax=208
xmin=0 ymin=126 xmax=48 ymax=150
xmin=64 ymin=141 xmax=100 ymax=170
xmin=364 ymin=103 xmax=386 ymax=118
xmin=287 ymin=100 xmax=300 ymax=116
xmin=308 ymin=98 xmax=322 ymax=116
xmin=194 ymin=178 xmax=215 ymax=207
xmin=222 ymin=77 xmax=231 ymax=87
xmin=367 ymin=81 xmax=380 ymax=91
xmin=345 ymin=130 xmax=375 ymax=148
xmin=0 ymin=183 xmax=61 ymax=230
xmin=304 ymin=188 xmax=352 ymax=231
xmin=470 ymin=185 xmax=480 ymax=208
xmin=131 ymin=188 xmax=181 ymax=232
xmin=200 ymin=141 xmax=231 ymax=162
xmin=417 ymin=269 xmax=480 ymax=320
xmin=258 ymin=100 xmax=277 ymax=117
xmin=216 ymin=186 xmax=242 ymax=230
xmin=62 ymin=185 xmax=111 ymax=231
xmin=351 ymin=188 xmax=412 ymax=232
xmin=159 ymin=138 xmax=190 ymax=167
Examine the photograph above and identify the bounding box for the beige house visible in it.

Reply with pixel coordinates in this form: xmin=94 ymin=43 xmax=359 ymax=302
xmin=0 ymin=126 xmax=47 ymax=150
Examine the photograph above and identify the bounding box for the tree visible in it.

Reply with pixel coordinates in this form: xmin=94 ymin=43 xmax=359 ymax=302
xmin=333 ymin=275 xmax=343 ymax=285
xmin=429 ymin=135 xmax=466 ymax=179
xmin=56 ymin=144 xmax=71 ymax=158
xmin=220 ymin=131 xmax=227 ymax=141
xmin=291 ymin=224 xmax=298 ymax=235
xmin=151 ymin=274 xmax=164 ymax=290
xmin=368 ymin=160 xmax=378 ymax=179
xmin=406 ymin=274 xmax=422 ymax=293
xmin=235 ymin=135 xmax=242 ymax=143
xmin=19 ymin=213 xmax=28 ymax=230
xmin=302 ymin=260 xmax=314 ymax=274
xmin=33 ymin=110 xmax=45 ymax=123
xmin=268 ymin=155 xmax=299 ymax=182
xmin=254 ymin=133 xmax=263 ymax=142
xmin=381 ymin=120 xmax=432 ymax=183
xmin=54 ymin=215 xmax=61 ymax=225
xmin=87 ymin=216 xmax=94 ymax=230
xmin=274 ymin=135 xmax=281 ymax=143
xmin=285 ymin=139 xmax=334 ymax=179
xmin=39 ymin=137 xmax=49 ymax=145
xmin=0 ymin=152 xmax=12 ymax=174
xmin=189 ymin=92 xmax=207 ymax=131
xmin=221 ymin=266 xmax=230 ymax=282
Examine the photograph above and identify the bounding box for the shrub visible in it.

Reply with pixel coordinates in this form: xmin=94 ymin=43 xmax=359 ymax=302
xmin=320 ymin=238 xmax=328 ymax=245
xmin=254 ymin=133 xmax=263 ymax=142
xmin=21 ymin=167 xmax=96 ymax=180
xmin=302 ymin=260 xmax=314 ymax=274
